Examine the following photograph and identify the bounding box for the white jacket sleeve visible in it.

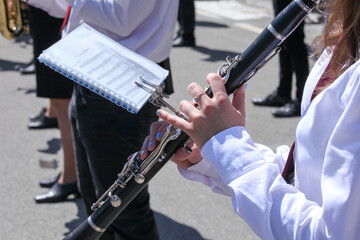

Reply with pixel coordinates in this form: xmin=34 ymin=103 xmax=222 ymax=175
xmin=179 ymin=127 xmax=289 ymax=203
xmin=26 ymin=0 xmax=68 ymax=18
xmin=65 ymin=0 xmax=158 ymax=37
xmin=181 ymin=126 xmax=319 ymax=240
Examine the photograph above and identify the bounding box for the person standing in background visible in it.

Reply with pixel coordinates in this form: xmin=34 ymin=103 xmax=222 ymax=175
xmin=61 ymin=1 xmax=178 ymax=239
xmin=24 ymin=0 xmax=79 ymax=203
xmin=252 ymin=0 xmax=309 ymax=117
xmin=141 ymin=0 xmax=360 ymax=238
xmin=173 ymin=0 xmax=196 ymax=47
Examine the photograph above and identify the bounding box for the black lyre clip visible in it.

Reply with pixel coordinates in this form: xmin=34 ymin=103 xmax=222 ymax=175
xmin=135 ymin=76 xmax=189 ymax=121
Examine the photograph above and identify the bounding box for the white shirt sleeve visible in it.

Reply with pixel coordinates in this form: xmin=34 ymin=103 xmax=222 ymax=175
xmin=178 ymin=127 xmax=290 ymax=208
xmin=178 ymin=159 xmax=232 ymax=196
xmin=178 ymin=61 xmax=360 ymax=240
xmin=26 ymin=0 xmax=68 ymax=18
xmin=61 ymin=0 xmax=178 ymax=62
xmin=64 ymin=0 xmax=158 ymax=37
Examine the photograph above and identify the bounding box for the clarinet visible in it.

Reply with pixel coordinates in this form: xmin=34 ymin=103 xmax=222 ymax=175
xmin=64 ymin=0 xmax=320 ymax=239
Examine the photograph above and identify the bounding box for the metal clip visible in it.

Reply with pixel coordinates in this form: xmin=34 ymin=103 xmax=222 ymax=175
xmin=135 ymin=76 xmax=189 ymax=121
xmin=217 ymin=55 xmax=241 ymax=81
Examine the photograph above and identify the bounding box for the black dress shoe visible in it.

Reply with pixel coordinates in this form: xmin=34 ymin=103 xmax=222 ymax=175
xmin=28 ymin=115 xmax=58 ymax=129
xmin=29 ymin=107 xmax=47 ymax=121
xmin=252 ymin=91 xmax=290 ymax=107
xmin=19 ymin=61 xmax=36 ymax=74
xmin=35 ymin=182 xmax=80 ymax=203
xmin=272 ymin=101 xmax=301 ymax=117
xmin=173 ymin=35 xmax=195 ymax=47
xmin=39 ymin=173 xmax=61 ymax=188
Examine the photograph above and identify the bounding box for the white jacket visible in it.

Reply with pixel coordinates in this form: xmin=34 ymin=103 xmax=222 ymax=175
xmin=180 ymin=50 xmax=360 ymax=240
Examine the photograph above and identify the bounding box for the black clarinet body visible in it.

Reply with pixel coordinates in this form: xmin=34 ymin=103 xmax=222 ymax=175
xmin=65 ymin=130 xmax=189 ymax=240
xmin=64 ymin=1 xmax=319 ymax=239
xmin=214 ymin=0 xmax=319 ymax=96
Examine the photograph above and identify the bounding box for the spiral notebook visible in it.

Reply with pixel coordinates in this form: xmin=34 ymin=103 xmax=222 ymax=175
xmin=38 ymin=23 xmax=169 ymax=114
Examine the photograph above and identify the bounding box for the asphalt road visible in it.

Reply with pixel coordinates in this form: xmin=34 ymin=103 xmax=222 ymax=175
xmin=0 ymin=1 xmax=323 ymax=239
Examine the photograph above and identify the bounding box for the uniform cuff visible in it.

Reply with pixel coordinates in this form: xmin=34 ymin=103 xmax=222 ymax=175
xmin=201 ymin=126 xmax=265 ymax=184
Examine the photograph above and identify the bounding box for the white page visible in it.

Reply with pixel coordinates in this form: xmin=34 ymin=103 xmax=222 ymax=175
xmin=39 ymin=23 xmax=168 ymax=113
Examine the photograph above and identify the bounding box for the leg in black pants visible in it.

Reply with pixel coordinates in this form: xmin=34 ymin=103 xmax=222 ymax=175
xmin=276 ymin=21 xmax=309 ymax=104
xmin=70 ymin=86 xmax=159 ymax=240
xmin=272 ymin=0 xmax=309 ymax=117
xmin=173 ymin=0 xmax=196 ymax=47
xmin=69 ymin=58 xmax=173 ymax=240
xmin=252 ymin=0 xmax=309 ymax=117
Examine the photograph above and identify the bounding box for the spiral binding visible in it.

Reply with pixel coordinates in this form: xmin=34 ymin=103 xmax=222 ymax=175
xmin=38 ymin=53 xmax=138 ymax=113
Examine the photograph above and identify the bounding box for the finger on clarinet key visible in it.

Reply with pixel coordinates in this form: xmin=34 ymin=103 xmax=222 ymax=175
xmin=140 ymin=135 xmax=151 ymax=160
xmin=155 ymin=121 xmax=169 ymax=141
xmin=187 ymin=82 xmax=204 ymax=98
xmin=127 ymin=152 xmax=137 ymax=161
xmin=157 ymin=108 xmax=189 ymax=133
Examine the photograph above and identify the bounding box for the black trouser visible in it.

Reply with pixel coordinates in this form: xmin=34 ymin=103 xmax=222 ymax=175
xmin=70 ymin=88 xmax=159 ymax=240
xmin=177 ymin=0 xmax=195 ymax=37
xmin=28 ymin=6 xmax=73 ymax=98
xmin=70 ymin=58 xmax=172 ymax=240
xmin=273 ymin=0 xmax=309 ymax=102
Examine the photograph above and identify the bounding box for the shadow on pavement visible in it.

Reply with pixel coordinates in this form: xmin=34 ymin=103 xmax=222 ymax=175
xmin=0 ymin=34 xmax=32 ymax=71
xmin=193 ymin=46 xmax=241 ymax=62
xmin=14 ymin=33 xmax=32 ymax=45
xmin=63 ymin=198 xmax=87 ymax=237
xmin=62 ymin=207 xmax=207 ymax=240
xmin=38 ymin=138 xmax=61 ymax=154
xmin=196 ymin=20 xmax=229 ymax=29
xmin=16 ymin=86 xmax=36 ymax=94
xmin=155 ymin=212 xmax=208 ymax=240
xmin=0 ymin=58 xmax=32 ymax=71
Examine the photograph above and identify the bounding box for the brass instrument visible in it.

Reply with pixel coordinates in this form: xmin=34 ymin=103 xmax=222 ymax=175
xmin=0 ymin=0 xmax=29 ymax=39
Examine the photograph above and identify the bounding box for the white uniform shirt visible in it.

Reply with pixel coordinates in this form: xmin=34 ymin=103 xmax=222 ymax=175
xmin=25 ymin=0 xmax=178 ymax=63
xmin=26 ymin=0 xmax=68 ymax=18
xmin=63 ymin=0 xmax=178 ymax=63
xmin=180 ymin=50 xmax=360 ymax=239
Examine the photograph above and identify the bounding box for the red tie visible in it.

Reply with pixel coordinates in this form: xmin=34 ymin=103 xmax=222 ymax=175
xmin=282 ymin=142 xmax=295 ymax=183
xmin=60 ymin=6 xmax=72 ymax=35
xmin=282 ymin=60 xmax=334 ymax=184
